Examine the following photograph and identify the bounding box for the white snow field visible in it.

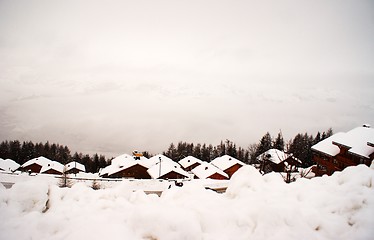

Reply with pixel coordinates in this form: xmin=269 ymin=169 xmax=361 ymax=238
xmin=1 ymin=164 xmax=373 ymax=240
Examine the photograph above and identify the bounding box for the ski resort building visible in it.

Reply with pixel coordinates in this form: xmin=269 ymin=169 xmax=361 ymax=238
xmin=311 ymin=125 xmax=374 ymax=176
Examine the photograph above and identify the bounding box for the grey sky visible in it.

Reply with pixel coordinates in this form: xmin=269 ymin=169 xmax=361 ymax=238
xmin=1 ymin=0 xmax=373 ymax=157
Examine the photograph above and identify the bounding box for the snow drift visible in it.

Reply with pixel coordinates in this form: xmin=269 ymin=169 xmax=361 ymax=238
xmin=0 ymin=164 xmax=373 ymax=240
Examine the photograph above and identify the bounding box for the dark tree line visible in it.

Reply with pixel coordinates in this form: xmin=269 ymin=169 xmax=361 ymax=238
xmin=0 ymin=140 xmax=109 ymax=173
xmin=162 ymin=128 xmax=333 ymax=168
xmin=0 ymin=128 xmax=333 ymax=173
xmin=162 ymin=140 xmax=250 ymax=163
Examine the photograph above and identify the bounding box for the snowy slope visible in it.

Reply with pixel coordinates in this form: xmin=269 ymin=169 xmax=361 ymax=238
xmin=1 ymin=164 xmax=373 ymax=240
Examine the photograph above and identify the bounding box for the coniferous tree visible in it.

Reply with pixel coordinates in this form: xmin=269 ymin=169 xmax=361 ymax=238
xmin=314 ymin=132 xmax=321 ymax=144
xmin=142 ymin=151 xmax=151 ymax=158
xmin=218 ymin=140 xmax=226 ymax=156
xmin=201 ymin=144 xmax=210 ymax=162
xmin=0 ymin=141 xmax=10 ymax=159
xmin=93 ymin=153 xmax=100 ymax=173
xmin=9 ymin=140 xmax=22 ymax=163
xmin=193 ymin=143 xmax=202 ymax=159
xmin=255 ymin=132 xmax=272 ymax=157
xmin=325 ymin=128 xmax=333 ymax=138
xmin=247 ymin=143 xmax=259 ymax=163
xmin=273 ymin=131 xmax=285 ymax=151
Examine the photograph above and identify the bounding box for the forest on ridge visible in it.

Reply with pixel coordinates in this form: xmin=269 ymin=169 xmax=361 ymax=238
xmin=0 ymin=128 xmax=333 ymax=172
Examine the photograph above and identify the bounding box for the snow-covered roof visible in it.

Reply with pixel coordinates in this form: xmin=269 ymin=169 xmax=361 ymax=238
xmin=65 ymin=161 xmax=86 ymax=172
xmin=147 ymin=159 xmax=189 ymax=179
xmin=210 ymin=155 xmax=245 ymax=171
xmin=21 ymin=156 xmax=53 ymax=168
xmin=99 ymin=164 xmax=117 ymax=177
xmin=191 ymin=162 xmax=229 ymax=179
xmin=0 ymin=158 xmax=20 ymax=172
xmin=333 ymin=126 xmax=374 ymax=159
xmin=146 ymin=154 xmax=178 ymax=168
xmin=311 ymin=132 xmax=344 ymax=156
xmin=312 ymin=126 xmax=374 ymax=159
xmin=256 ymin=149 xmax=288 ymax=164
xmin=178 ymin=156 xmax=202 ymax=169
xmin=40 ymin=161 xmax=64 ymax=174
xmin=101 ymin=153 xmax=150 ymax=176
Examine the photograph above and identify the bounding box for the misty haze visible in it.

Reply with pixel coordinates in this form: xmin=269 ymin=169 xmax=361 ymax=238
xmin=1 ymin=1 xmax=374 ymax=240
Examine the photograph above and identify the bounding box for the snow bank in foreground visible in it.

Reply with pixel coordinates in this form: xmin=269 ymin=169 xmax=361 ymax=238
xmin=1 ymin=165 xmax=373 ymax=240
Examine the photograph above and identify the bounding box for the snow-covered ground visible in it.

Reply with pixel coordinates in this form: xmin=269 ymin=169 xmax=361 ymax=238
xmin=1 ymin=164 xmax=373 ymax=240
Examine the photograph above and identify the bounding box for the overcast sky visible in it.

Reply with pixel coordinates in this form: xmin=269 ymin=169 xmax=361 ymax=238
xmin=0 ymin=0 xmax=373 ymax=157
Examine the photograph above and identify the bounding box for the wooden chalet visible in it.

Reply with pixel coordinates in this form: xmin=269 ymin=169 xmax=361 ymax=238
xmin=40 ymin=161 xmax=64 ymax=175
xmin=147 ymin=155 xmax=190 ymax=180
xmin=21 ymin=156 xmax=53 ymax=173
xmin=64 ymin=161 xmax=86 ymax=174
xmin=257 ymin=149 xmax=301 ymax=174
xmin=99 ymin=153 xmax=151 ymax=179
xmin=178 ymin=156 xmax=202 ymax=172
xmin=210 ymin=155 xmax=245 ymax=178
xmin=108 ymin=163 xmax=151 ymax=179
xmin=311 ymin=125 xmax=374 ymax=176
xmin=191 ymin=162 xmax=229 ymax=180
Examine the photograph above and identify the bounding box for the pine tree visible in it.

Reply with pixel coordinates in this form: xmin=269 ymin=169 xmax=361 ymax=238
xmin=256 ymin=132 xmax=272 ymax=157
xmin=9 ymin=140 xmax=22 ymax=163
xmin=193 ymin=143 xmax=202 ymax=159
xmin=0 ymin=141 xmax=10 ymax=159
xmin=313 ymin=132 xmax=321 ymax=144
xmin=247 ymin=143 xmax=258 ymax=164
xmin=273 ymin=131 xmax=285 ymax=151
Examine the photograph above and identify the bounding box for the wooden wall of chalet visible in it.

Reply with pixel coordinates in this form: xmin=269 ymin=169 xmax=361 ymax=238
xmin=224 ymin=164 xmax=243 ymax=178
xmin=312 ymin=146 xmax=372 ymax=176
xmin=42 ymin=169 xmax=63 ymax=175
xmin=110 ymin=165 xmax=151 ymax=179
xmin=159 ymin=171 xmax=187 ymax=180
xmin=65 ymin=168 xmax=82 ymax=175
xmin=183 ymin=162 xmax=201 ymax=172
xmin=22 ymin=163 xmax=42 ymax=173
xmin=208 ymin=172 xmax=229 ymax=180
